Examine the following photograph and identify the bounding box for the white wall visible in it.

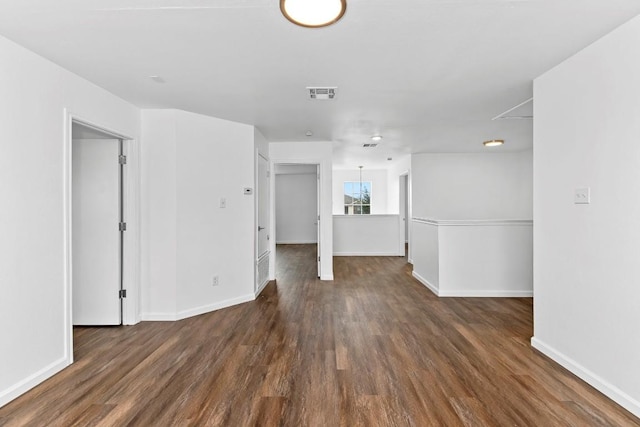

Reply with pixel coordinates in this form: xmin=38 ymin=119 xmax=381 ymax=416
xmin=275 ymin=170 xmax=318 ymax=244
xmin=333 ymin=215 xmax=403 ymax=256
xmin=410 ymin=151 xmax=533 ymax=297
xmin=412 ymin=151 xmax=533 ymax=220
xmin=386 ymin=155 xmax=411 ymax=215
xmin=533 ymin=15 xmax=640 ymax=418
xmin=412 ymin=220 xmax=532 ymax=297
xmin=0 ymin=35 xmax=140 ymax=407
xmin=270 ymin=142 xmax=334 ymax=280
xmin=141 ymin=109 xmax=256 ymax=320
xmin=332 ymin=169 xmax=388 ymax=214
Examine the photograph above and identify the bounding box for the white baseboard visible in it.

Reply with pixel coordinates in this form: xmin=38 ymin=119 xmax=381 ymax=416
xmin=439 ymin=289 xmax=533 ymax=297
xmin=276 ymin=241 xmax=317 ymax=245
xmin=255 ymin=279 xmax=270 ymax=298
xmin=411 ymin=272 xmax=532 ymax=298
xmin=412 ymin=271 xmax=439 ymax=296
xmin=0 ymin=357 xmax=70 ymax=408
xmin=141 ymin=294 xmax=256 ymax=322
xmin=333 ymin=252 xmax=401 ymax=256
xmin=531 ymin=337 xmax=640 ymax=419
xmin=320 ymin=274 xmax=334 ymax=281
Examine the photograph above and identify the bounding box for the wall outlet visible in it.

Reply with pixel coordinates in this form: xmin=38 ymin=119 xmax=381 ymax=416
xmin=574 ymin=187 xmax=591 ymax=204
xmin=212 ymin=275 xmax=219 ymax=286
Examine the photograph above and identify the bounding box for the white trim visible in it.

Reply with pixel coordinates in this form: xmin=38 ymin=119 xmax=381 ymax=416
xmin=276 ymin=240 xmax=318 ymax=245
xmin=412 ymin=271 xmax=530 ymax=298
xmin=334 ymin=252 xmax=402 ymax=257
xmin=63 ymin=110 xmax=141 ymax=361
xmin=0 ymin=357 xmax=70 ymax=408
xmin=320 ymin=274 xmax=334 ymax=281
xmin=412 ymin=218 xmax=533 ymax=227
xmin=139 ymin=312 xmax=178 ymax=322
xmin=531 ymin=337 xmax=640 ymax=419
xmin=439 ymin=290 xmax=533 ymax=297
xmin=412 ymin=271 xmax=439 ymax=296
xmin=334 ymin=214 xmax=399 ymax=219
xmin=255 ymin=279 xmax=270 ymax=298
xmin=141 ymin=294 xmax=256 ymax=322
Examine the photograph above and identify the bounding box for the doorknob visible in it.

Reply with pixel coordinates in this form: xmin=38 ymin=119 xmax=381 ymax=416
xmin=258 ymin=226 xmax=265 ymax=231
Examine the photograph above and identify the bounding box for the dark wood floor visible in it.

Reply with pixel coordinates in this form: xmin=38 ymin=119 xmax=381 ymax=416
xmin=1 ymin=244 xmax=638 ymax=426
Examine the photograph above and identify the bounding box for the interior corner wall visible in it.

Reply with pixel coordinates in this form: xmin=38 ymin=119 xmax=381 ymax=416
xmin=533 ymin=15 xmax=640 ymax=417
xmin=0 ymin=35 xmax=140 ymax=407
xmin=332 ymin=169 xmax=388 ymax=214
xmin=269 ymin=141 xmax=334 ymax=280
xmin=411 ymin=151 xmax=533 ymax=220
xmin=141 ymin=109 xmax=256 ymax=320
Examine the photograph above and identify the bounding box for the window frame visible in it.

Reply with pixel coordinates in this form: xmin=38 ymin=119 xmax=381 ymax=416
xmin=343 ymin=181 xmax=372 ymax=215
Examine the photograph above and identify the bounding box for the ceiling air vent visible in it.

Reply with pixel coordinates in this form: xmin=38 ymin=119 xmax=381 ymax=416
xmin=362 ymin=143 xmax=378 ymax=148
xmin=307 ymin=87 xmax=337 ymax=100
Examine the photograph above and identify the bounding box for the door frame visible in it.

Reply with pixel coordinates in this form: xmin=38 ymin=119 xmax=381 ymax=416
xmin=399 ymin=171 xmax=413 ymax=263
xmin=270 ymin=161 xmax=321 ymax=279
xmin=63 ymin=110 xmax=140 ymax=363
xmin=255 ymin=152 xmax=271 ymax=294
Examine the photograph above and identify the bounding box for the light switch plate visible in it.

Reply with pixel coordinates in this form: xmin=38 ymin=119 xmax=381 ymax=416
xmin=574 ymin=187 xmax=591 ymax=204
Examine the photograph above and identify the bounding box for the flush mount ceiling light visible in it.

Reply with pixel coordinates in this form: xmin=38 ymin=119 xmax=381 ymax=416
xmin=371 ymin=135 xmax=383 ymax=142
xmin=280 ymin=0 xmax=346 ymax=28
xmin=483 ymin=139 xmax=504 ymax=147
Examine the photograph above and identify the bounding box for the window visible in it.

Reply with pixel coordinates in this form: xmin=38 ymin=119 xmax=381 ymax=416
xmin=344 ymin=181 xmax=371 ymax=214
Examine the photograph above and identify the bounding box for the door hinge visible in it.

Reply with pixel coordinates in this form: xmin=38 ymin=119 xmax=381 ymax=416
xmin=119 ymin=222 xmax=127 ymax=232
xmin=318 ymin=256 xmax=320 ymax=262
xmin=119 ymin=154 xmax=127 ymax=165
xmin=266 ymin=171 xmax=271 ymax=178
xmin=317 ymin=215 xmax=320 ymax=221
xmin=119 ymin=289 xmax=127 ymax=298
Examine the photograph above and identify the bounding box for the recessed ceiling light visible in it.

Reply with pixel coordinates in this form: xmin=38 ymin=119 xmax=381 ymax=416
xmin=149 ymin=75 xmax=165 ymax=84
xmin=280 ymin=0 xmax=346 ymax=28
xmin=483 ymin=139 xmax=504 ymax=147
xmin=305 ymin=130 xmax=313 ymax=137
xmin=371 ymin=135 xmax=383 ymax=142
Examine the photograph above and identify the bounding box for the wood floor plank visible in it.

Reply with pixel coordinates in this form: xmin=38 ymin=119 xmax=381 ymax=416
xmin=1 ymin=244 xmax=638 ymax=426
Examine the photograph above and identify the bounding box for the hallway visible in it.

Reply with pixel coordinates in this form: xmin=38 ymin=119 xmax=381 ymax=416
xmin=0 ymin=246 xmax=637 ymax=426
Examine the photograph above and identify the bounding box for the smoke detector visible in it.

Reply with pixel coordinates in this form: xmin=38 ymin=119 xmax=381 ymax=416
xmin=307 ymin=87 xmax=337 ymax=100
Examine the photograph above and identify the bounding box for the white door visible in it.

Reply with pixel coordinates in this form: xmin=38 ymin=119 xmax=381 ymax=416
xmin=316 ymin=164 xmax=321 ymax=277
xmin=72 ymin=138 xmax=121 ymax=325
xmin=257 ymin=155 xmax=270 ymax=258
xmin=399 ymin=174 xmax=408 ymax=256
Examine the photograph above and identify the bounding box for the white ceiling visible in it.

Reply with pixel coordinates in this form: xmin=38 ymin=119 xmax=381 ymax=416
xmin=1 ymin=0 xmax=639 ymax=168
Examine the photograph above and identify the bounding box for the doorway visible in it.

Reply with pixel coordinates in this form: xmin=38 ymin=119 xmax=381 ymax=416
xmin=273 ymin=163 xmax=320 ymax=278
xmin=399 ymin=173 xmax=410 ymax=258
xmin=71 ymin=122 xmax=127 ymax=325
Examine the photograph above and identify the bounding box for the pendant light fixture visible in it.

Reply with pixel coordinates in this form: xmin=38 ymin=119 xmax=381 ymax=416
xmin=280 ymin=0 xmax=347 ymax=28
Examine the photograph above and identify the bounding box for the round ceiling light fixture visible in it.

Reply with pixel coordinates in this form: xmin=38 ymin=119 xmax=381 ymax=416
xmin=483 ymin=139 xmax=504 ymax=147
xmin=371 ymin=135 xmax=383 ymax=142
xmin=280 ymin=0 xmax=347 ymax=28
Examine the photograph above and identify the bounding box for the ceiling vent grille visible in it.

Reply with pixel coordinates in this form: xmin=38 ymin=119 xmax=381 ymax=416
xmin=362 ymin=143 xmax=378 ymax=148
xmin=307 ymin=87 xmax=337 ymax=100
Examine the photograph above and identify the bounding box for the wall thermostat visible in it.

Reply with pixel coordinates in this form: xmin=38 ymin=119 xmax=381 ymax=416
xmin=244 ymin=187 xmax=253 ymax=195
